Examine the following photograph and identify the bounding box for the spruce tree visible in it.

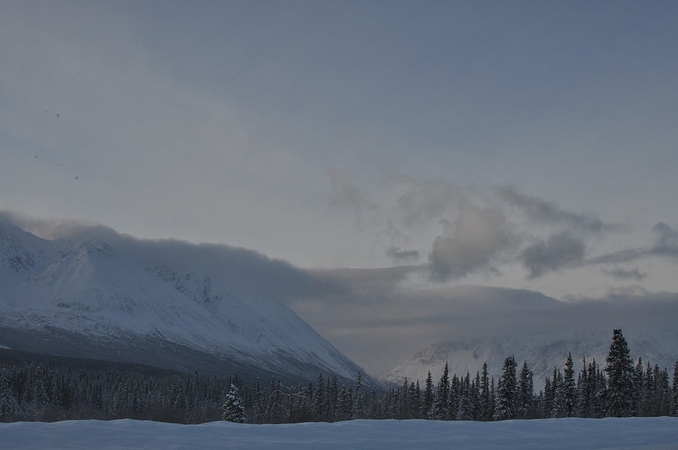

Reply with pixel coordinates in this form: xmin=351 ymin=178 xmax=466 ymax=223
xmin=494 ymin=356 xmax=517 ymax=420
xmin=550 ymin=367 xmax=566 ymax=418
xmin=456 ymin=372 xmax=474 ymax=421
xmin=479 ymin=362 xmax=492 ymax=421
xmin=449 ymin=373 xmax=460 ymax=420
xmin=433 ymin=363 xmax=450 ymax=420
xmin=576 ymin=356 xmax=590 ymax=417
xmin=408 ymin=381 xmax=421 ymax=419
xmin=222 ymin=383 xmax=246 ymax=423
xmin=517 ymin=360 xmax=534 ymax=419
xmin=543 ymin=376 xmax=553 ymax=418
xmin=353 ymin=372 xmax=365 ymax=419
xmin=563 ymin=353 xmax=576 ymax=417
xmin=633 ymin=358 xmax=645 ymax=416
xmin=0 ymin=373 xmax=14 ymax=421
xmin=312 ymin=373 xmax=325 ymax=421
xmin=672 ymin=360 xmax=678 ymax=416
xmin=656 ymin=366 xmax=671 ymax=417
xmin=643 ymin=361 xmax=655 ymax=416
xmin=337 ymin=385 xmax=353 ymax=421
xmin=605 ymin=329 xmax=635 ymax=417
xmin=423 ymin=371 xmax=434 ymax=419
xmin=329 ymin=375 xmax=339 ymax=419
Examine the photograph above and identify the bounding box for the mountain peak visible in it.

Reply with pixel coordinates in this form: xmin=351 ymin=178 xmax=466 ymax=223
xmin=0 ymin=218 xmax=53 ymax=280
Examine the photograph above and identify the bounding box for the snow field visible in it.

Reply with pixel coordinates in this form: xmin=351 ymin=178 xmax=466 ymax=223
xmin=1 ymin=417 xmax=677 ymax=450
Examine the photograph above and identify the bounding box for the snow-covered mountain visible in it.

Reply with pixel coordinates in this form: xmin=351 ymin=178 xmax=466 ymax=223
xmin=382 ymin=328 xmax=678 ymax=391
xmin=0 ymin=219 xmax=368 ymax=384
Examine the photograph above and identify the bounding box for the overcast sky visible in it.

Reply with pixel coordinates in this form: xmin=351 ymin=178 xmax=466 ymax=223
xmin=2 ymin=1 xmax=678 ymax=374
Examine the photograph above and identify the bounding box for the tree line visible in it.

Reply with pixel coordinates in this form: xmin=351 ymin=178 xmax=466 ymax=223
xmin=1 ymin=329 xmax=677 ymax=423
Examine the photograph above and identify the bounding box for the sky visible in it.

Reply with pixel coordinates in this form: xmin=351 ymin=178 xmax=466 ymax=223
xmin=2 ymin=1 xmax=678 ymax=374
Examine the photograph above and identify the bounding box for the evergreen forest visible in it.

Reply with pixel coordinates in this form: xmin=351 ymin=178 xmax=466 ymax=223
xmin=1 ymin=329 xmax=677 ymax=424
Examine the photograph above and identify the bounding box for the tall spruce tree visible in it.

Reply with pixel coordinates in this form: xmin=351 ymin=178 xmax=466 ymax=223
xmin=423 ymin=371 xmax=435 ymax=419
xmin=576 ymin=356 xmax=590 ymax=417
xmin=353 ymin=372 xmax=365 ymax=419
xmin=312 ymin=373 xmax=325 ymax=421
xmin=550 ymin=367 xmax=566 ymax=418
xmin=433 ymin=363 xmax=450 ymax=420
xmin=517 ymin=360 xmax=534 ymax=419
xmin=494 ymin=356 xmax=517 ymax=420
xmin=563 ymin=353 xmax=576 ymax=417
xmin=479 ymin=362 xmax=493 ymax=421
xmin=605 ymin=329 xmax=635 ymax=417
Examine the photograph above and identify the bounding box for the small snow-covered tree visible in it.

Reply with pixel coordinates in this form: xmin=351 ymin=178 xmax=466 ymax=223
xmin=222 ymin=383 xmax=245 ymax=423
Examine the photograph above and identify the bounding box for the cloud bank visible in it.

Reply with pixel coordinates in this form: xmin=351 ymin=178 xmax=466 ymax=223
xmin=428 ymin=202 xmax=514 ymax=281
xmin=325 ymin=176 xmax=676 ymax=283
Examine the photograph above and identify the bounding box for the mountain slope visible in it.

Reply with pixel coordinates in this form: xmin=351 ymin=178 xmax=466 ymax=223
xmin=0 ymin=221 xmax=367 ymax=384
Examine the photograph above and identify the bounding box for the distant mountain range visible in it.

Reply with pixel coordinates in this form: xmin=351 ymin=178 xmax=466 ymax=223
xmin=381 ymin=326 xmax=678 ymax=390
xmin=0 ymin=218 xmax=370 ymax=385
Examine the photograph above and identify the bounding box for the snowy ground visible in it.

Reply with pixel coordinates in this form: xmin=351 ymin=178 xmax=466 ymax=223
xmin=1 ymin=417 xmax=677 ymax=450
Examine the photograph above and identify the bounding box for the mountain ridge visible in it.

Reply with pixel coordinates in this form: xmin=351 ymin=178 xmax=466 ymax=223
xmin=0 ymin=219 xmax=370 ymax=385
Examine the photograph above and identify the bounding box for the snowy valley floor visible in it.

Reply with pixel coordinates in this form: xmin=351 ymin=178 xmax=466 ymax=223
xmin=1 ymin=417 xmax=678 ymax=450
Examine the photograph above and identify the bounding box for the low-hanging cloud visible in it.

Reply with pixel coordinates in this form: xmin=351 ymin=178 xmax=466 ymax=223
xmin=327 ymin=168 xmax=379 ymax=228
xmin=428 ymin=202 xmax=515 ymax=281
xmin=386 ymin=247 xmax=420 ymax=264
xmin=392 ymin=176 xmax=461 ymax=226
xmin=290 ymin=273 xmax=678 ymax=375
xmin=602 ymin=267 xmax=648 ymax=281
xmin=652 ymin=222 xmax=678 ymax=258
xmin=589 ymin=222 xmax=678 ymax=265
xmin=521 ymin=231 xmax=586 ymax=279
xmin=496 ymin=185 xmax=618 ymax=234
xmin=3 ymin=211 xmax=330 ymax=302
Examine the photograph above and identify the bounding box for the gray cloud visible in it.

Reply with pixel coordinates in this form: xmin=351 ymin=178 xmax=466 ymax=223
xmin=652 ymin=222 xmax=678 ymax=258
xmin=386 ymin=247 xmax=420 ymax=264
xmin=602 ymin=267 xmax=648 ymax=281
xmin=589 ymin=249 xmax=644 ymax=265
xmin=589 ymin=222 xmax=678 ymax=265
xmin=521 ymin=232 xmax=586 ymax=279
xmin=327 ymin=168 xmax=379 ymax=228
xmin=428 ymin=202 xmax=515 ymax=281
xmin=391 ymin=176 xmax=461 ymax=226
xmin=496 ymin=185 xmax=618 ymax=234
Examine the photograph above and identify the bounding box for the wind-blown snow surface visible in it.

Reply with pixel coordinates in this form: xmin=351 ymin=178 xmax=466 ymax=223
xmin=0 ymin=219 xmax=364 ymax=382
xmin=1 ymin=418 xmax=677 ymax=449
